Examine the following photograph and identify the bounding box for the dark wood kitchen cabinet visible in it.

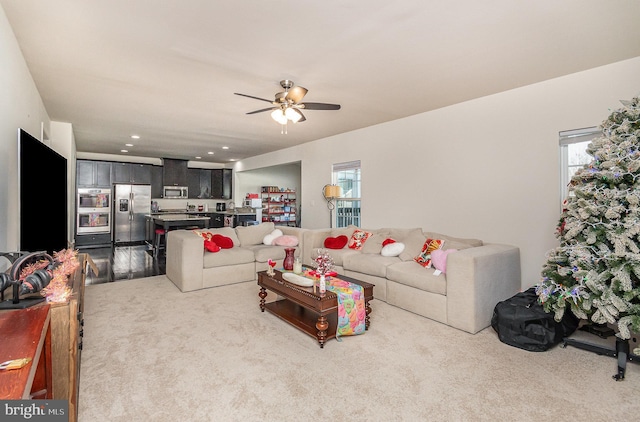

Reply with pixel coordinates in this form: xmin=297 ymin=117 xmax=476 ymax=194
xmin=151 ymin=165 xmax=163 ymax=198
xmin=112 ymin=162 xmax=152 ymax=184
xmin=212 ymin=169 xmax=232 ymax=199
xmin=163 ymin=158 xmax=188 ymax=187
xmin=188 ymin=168 xmax=212 ymax=199
xmin=77 ymin=160 xmax=111 ymax=188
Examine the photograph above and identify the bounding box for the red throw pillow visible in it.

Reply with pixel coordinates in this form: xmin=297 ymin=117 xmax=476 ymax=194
xmin=324 ymin=235 xmax=348 ymax=249
xmin=382 ymin=238 xmax=396 ymax=247
xmin=204 ymin=239 xmax=220 ymax=253
xmin=211 ymin=234 xmax=234 ymax=249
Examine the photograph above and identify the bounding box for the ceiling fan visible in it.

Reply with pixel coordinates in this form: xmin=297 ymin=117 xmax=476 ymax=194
xmin=234 ymin=80 xmax=341 ymax=130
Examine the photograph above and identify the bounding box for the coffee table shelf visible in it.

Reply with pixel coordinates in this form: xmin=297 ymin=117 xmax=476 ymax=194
xmin=258 ymin=269 xmax=373 ymax=348
xmin=264 ymin=300 xmax=338 ymax=341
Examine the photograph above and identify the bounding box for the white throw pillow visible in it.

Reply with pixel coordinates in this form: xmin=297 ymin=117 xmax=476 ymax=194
xmin=263 ymin=229 xmax=284 ymax=245
xmin=381 ymin=242 xmax=405 ymax=257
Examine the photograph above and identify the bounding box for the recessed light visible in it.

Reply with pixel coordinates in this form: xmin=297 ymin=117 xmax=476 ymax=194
xmin=229 ymin=159 xmax=237 ymax=162
xmin=207 ymin=151 xmax=214 ymax=155
xmin=131 ymin=135 xmax=140 ymax=139
xmin=125 ymin=143 xmax=133 ymax=147
xmin=121 ymin=149 xmax=128 ymax=153
xmin=222 ymin=146 xmax=229 ymax=150
xmin=195 ymin=156 xmax=201 ymax=159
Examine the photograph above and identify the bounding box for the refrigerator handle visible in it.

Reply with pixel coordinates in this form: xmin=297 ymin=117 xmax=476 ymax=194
xmin=129 ymin=192 xmax=134 ymax=221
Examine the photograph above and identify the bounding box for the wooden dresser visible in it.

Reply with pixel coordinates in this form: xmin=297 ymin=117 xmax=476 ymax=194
xmin=0 ymin=305 xmax=53 ymax=399
xmin=49 ymin=253 xmax=92 ymax=422
xmin=0 ymin=252 xmax=93 ymax=422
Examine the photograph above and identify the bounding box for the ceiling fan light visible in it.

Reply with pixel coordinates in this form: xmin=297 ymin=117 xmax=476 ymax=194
xmin=271 ymin=109 xmax=287 ymax=125
xmin=285 ymin=107 xmax=302 ymax=123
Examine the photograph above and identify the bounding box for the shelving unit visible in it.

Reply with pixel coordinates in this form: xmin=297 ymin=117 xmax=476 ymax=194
xmin=261 ymin=186 xmax=297 ymax=226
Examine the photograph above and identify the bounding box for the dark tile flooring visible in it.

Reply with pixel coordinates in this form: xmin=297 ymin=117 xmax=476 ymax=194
xmin=77 ymin=243 xmax=166 ymax=285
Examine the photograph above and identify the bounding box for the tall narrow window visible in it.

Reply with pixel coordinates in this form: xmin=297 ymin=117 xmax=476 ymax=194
xmin=332 ymin=160 xmax=361 ymax=228
xmin=559 ymin=127 xmax=600 ymax=205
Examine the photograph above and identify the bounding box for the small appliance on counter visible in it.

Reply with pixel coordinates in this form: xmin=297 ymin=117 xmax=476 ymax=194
xmin=216 ymin=202 xmax=226 ymax=212
xmin=243 ymin=198 xmax=262 ymax=208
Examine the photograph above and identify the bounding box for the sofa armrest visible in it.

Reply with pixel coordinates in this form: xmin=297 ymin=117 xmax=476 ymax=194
xmin=301 ymin=229 xmax=332 ymax=266
xmin=166 ymin=230 xmax=205 ymax=292
xmin=446 ymin=244 xmax=521 ymax=334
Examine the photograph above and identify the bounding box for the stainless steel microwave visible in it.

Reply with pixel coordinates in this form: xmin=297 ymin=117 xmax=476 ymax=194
xmin=163 ymin=186 xmax=188 ymax=198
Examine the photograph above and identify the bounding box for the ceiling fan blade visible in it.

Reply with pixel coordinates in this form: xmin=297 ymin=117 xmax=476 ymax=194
xmin=300 ymin=102 xmax=341 ymax=111
xmin=234 ymin=93 xmax=273 ymax=103
xmin=246 ymin=107 xmax=275 ymax=115
xmin=286 ymin=86 xmax=308 ymax=104
xmin=297 ymin=110 xmax=306 ymax=122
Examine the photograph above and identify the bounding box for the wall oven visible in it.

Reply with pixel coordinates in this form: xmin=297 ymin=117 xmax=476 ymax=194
xmin=77 ymin=188 xmax=111 ymax=234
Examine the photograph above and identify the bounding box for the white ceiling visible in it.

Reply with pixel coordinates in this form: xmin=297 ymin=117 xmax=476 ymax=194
xmin=2 ymin=0 xmax=640 ymax=163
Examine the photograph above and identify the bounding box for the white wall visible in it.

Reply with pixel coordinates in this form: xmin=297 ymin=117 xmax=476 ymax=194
xmin=236 ymin=56 xmax=640 ymax=290
xmin=50 ymin=121 xmax=77 ymax=244
xmin=235 ymin=162 xmax=301 ymax=199
xmin=0 ymin=6 xmax=51 ymax=251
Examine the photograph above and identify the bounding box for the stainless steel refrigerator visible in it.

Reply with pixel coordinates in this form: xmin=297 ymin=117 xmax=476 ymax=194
xmin=113 ymin=184 xmax=151 ymax=243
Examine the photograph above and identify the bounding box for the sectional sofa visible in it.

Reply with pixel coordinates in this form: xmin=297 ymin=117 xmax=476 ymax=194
xmin=166 ymin=222 xmax=521 ymax=334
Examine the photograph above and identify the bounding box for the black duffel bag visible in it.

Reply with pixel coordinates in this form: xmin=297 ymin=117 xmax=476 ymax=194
xmin=491 ymin=287 xmax=579 ymax=352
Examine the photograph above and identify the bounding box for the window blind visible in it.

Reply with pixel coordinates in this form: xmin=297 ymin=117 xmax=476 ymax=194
xmin=559 ymin=127 xmax=600 ymax=146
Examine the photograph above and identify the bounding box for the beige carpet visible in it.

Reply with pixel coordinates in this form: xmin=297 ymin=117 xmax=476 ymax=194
xmin=78 ymin=276 xmax=640 ymax=421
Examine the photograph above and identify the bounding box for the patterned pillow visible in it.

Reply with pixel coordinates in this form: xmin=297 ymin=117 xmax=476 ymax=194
xmin=348 ymin=229 xmax=373 ymax=250
xmin=414 ymin=238 xmax=445 ymax=268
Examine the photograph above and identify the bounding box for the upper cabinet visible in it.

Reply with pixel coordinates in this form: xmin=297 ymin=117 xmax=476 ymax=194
xmin=163 ymin=158 xmax=188 ymax=187
xmin=77 ymin=160 xmax=111 ymax=188
xmin=151 ymin=165 xmax=163 ymax=198
xmin=187 ymin=168 xmax=212 ymax=199
xmin=211 ymin=169 xmax=232 ymax=199
xmin=112 ymin=162 xmax=152 ymax=184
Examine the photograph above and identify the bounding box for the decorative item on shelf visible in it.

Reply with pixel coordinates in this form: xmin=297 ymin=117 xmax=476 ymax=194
xmin=312 ymin=248 xmax=335 ymax=295
xmin=283 ymin=248 xmax=295 ymax=271
xmin=322 ymin=184 xmax=342 ymax=228
xmin=267 ymin=259 xmax=276 ymax=277
xmin=0 ymin=248 xmax=79 ymax=309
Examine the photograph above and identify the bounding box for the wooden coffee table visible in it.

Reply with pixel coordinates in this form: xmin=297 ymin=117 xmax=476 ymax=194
xmin=258 ymin=269 xmax=374 ymax=348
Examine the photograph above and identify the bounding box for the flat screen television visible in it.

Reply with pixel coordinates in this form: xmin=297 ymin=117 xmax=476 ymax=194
xmin=18 ymin=128 xmax=68 ymax=254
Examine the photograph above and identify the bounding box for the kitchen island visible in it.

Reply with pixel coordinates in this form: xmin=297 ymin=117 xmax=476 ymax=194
xmin=148 ymin=214 xmax=211 ymax=231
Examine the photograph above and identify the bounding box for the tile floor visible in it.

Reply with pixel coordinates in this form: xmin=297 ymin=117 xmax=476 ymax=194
xmin=78 ymin=244 xmax=166 ymax=285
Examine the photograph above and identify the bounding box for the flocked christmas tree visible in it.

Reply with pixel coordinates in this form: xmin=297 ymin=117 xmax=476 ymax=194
xmin=537 ymin=95 xmax=640 ymax=341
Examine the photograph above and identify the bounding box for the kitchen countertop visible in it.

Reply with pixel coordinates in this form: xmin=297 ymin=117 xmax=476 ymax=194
xmin=147 ymin=214 xmax=211 ymax=221
xmin=151 ymin=209 xmax=257 ymax=216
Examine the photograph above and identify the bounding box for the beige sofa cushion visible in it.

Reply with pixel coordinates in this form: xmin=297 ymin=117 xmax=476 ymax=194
xmin=203 ymin=247 xmax=255 ymax=268
xmin=319 ymin=248 xmax=358 ymax=267
xmin=386 ymin=261 xmax=447 ymax=295
xmin=398 ymin=229 xmax=427 ymax=262
xmin=330 ymin=225 xmax=357 ymax=240
xmin=424 ymin=232 xmax=482 ymax=249
xmin=236 ymin=222 xmax=276 ymax=247
xmin=343 ymin=253 xmax=400 ymax=278
xmin=250 ymin=245 xmax=299 ymax=263
xmin=360 ymin=229 xmax=391 ymax=254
